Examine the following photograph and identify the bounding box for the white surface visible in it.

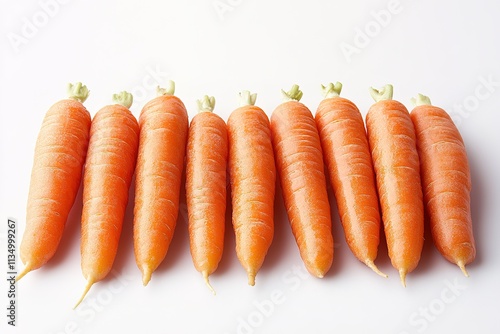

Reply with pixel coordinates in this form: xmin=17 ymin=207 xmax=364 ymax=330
xmin=1 ymin=0 xmax=500 ymax=333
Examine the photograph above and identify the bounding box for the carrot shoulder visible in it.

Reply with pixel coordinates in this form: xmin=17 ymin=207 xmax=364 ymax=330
xmin=410 ymin=94 xmax=475 ymax=276
xmin=186 ymin=95 xmax=228 ymax=293
xmin=271 ymin=85 xmax=333 ymax=278
xmin=134 ymin=82 xmax=189 ymax=286
xmin=365 ymin=84 xmax=424 ymax=286
xmin=315 ymin=82 xmax=385 ymax=277
xmin=228 ymin=91 xmax=276 ymax=285
xmin=17 ymin=83 xmax=91 ymax=282
xmin=75 ymin=92 xmax=139 ymax=308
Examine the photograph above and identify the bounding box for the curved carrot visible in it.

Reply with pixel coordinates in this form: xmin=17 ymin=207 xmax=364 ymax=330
xmin=366 ymin=84 xmax=424 ymax=286
xmin=410 ymin=94 xmax=475 ymax=276
xmin=134 ymin=82 xmax=189 ymax=286
xmin=270 ymin=85 xmax=333 ymax=278
xmin=228 ymin=91 xmax=276 ymax=285
xmin=315 ymin=82 xmax=386 ymax=277
xmin=75 ymin=92 xmax=139 ymax=308
xmin=186 ymin=95 xmax=228 ymax=293
xmin=17 ymin=83 xmax=91 ymax=282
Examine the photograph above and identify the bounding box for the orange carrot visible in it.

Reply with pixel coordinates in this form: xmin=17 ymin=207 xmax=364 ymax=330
xmin=365 ymin=84 xmax=424 ymax=286
xmin=228 ymin=91 xmax=276 ymax=286
xmin=270 ymin=85 xmax=333 ymax=278
xmin=17 ymin=83 xmax=91 ymax=282
xmin=134 ymin=82 xmax=189 ymax=286
xmin=410 ymin=94 xmax=475 ymax=276
xmin=186 ymin=95 xmax=228 ymax=292
xmin=315 ymin=82 xmax=386 ymax=277
xmin=75 ymin=91 xmax=139 ymax=308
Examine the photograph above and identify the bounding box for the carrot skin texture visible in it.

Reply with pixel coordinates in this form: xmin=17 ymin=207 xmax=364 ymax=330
xmin=81 ymin=105 xmax=139 ymax=283
xmin=21 ymin=99 xmax=91 ymax=275
xmin=366 ymin=100 xmax=424 ymax=281
xmin=410 ymin=106 xmax=475 ymax=272
xmin=228 ymin=106 xmax=276 ymax=285
xmin=134 ymin=95 xmax=188 ymax=284
xmin=316 ymin=97 xmax=383 ymax=273
xmin=186 ymin=111 xmax=228 ymax=279
xmin=271 ymin=101 xmax=334 ymax=278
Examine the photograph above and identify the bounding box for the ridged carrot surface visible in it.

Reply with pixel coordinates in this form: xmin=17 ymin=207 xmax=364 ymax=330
xmin=315 ymin=82 xmax=385 ymax=277
xmin=228 ymin=91 xmax=276 ymax=285
xmin=76 ymin=92 xmax=139 ymax=307
xmin=186 ymin=95 xmax=227 ymax=292
xmin=270 ymin=85 xmax=333 ymax=278
xmin=365 ymin=85 xmax=424 ymax=286
xmin=17 ymin=83 xmax=91 ymax=281
xmin=410 ymin=94 xmax=475 ymax=276
xmin=134 ymin=84 xmax=189 ymax=286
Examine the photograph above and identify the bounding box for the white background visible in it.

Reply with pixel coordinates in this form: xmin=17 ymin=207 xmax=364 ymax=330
xmin=1 ymin=0 xmax=499 ymax=333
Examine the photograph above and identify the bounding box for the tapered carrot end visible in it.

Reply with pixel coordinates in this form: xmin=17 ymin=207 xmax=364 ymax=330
xmin=141 ymin=267 xmax=153 ymax=286
xmin=399 ymin=269 xmax=407 ymax=287
xmin=15 ymin=263 xmax=33 ymax=283
xmin=247 ymin=270 xmax=256 ymax=286
xmin=457 ymin=261 xmax=470 ymax=277
xmin=202 ymin=271 xmax=216 ymax=295
xmin=74 ymin=279 xmax=95 ymax=309
xmin=366 ymin=260 xmax=388 ymax=278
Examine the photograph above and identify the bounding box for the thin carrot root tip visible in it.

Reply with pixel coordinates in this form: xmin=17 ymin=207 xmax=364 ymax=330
xmin=321 ymin=82 xmax=343 ymax=98
xmin=457 ymin=261 xmax=470 ymax=277
xmin=369 ymin=84 xmax=393 ymax=102
xmin=202 ymin=271 xmax=216 ymax=295
xmin=197 ymin=95 xmax=216 ymax=112
xmin=410 ymin=93 xmax=432 ymax=107
xmin=281 ymin=84 xmax=303 ymax=102
xmin=238 ymin=90 xmax=257 ymax=106
xmin=74 ymin=279 xmax=95 ymax=309
xmin=247 ymin=271 xmax=256 ymax=286
xmin=142 ymin=268 xmax=153 ymax=286
xmin=112 ymin=91 xmax=133 ymax=109
xmin=15 ymin=264 xmax=32 ymax=283
xmin=157 ymin=80 xmax=175 ymax=96
xmin=66 ymin=82 xmax=89 ymax=103
xmin=399 ymin=269 xmax=407 ymax=288
xmin=366 ymin=260 xmax=388 ymax=278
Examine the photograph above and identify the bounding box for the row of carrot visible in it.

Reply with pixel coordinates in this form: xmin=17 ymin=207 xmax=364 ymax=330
xmin=17 ymin=81 xmax=475 ymax=308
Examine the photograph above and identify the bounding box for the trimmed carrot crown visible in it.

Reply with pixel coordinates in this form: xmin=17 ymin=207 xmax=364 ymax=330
xmin=67 ymin=82 xmax=89 ymax=103
xmin=321 ymin=82 xmax=343 ymax=99
xmin=281 ymin=84 xmax=303 ymax=102
xmin=369 ymin=84 xmax=393 ymax=102
xmin=112 ymin=91 xmax=133 ymax=109
xmin=238 ymin=90 xmax=257 ymax=106
xmin=157 ymin=80 xmax=175 ymax=96
xmin=197 ymin=95 xmax=216 ymax=112
xmin=410 ymin=93 xmax=432 ymax=107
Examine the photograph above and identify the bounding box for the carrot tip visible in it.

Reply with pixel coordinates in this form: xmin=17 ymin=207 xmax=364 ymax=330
xmin=399 ymin=269 xmax=407 ymax=288
xmin=142 ymin=269 xmax=152 ymax=287
xmin=74 ymin=279 xmax=95 ymax=309
xmin=202 ymin=271 xmax=216 ymax=295
xmin=366 ymin=260 xmax=388 ymax=278
xmin=15 ymin=263 xmax=32 ymax=283
xmin=457 ymin=261 xmax=469 ymax=277
xmin=247 ymin=271 xmax=256 ymax=286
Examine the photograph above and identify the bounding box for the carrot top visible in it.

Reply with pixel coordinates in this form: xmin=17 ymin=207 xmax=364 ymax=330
xmin=281 ymin=84 xmax=303 ymax=102
xmin=156 ymin=80 xmax=176 ymax=96
xmin=238 ymin=90 xmax=257 ymax=106
xmin=197 ymin=95 xmax=216 ymax=113
xmin=410 ymin=93 xmax=432 ymax=107
xmin=321 ymin=82 xmax=343 ymax=99
xmin=369 ymin=84 xmax=394 ymax=102
xmin=66 ymin=82 xmax=90 ymax=103
xmin=112 ymin=91 xmax=133 ymax=109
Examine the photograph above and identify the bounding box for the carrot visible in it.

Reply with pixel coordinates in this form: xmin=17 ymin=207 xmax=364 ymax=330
xmin=365 ymin=84 xmax=424 ymax=286
xmin=134 ymin=82 xmax=189 ymax=286
xmin=75 ymin=91 xmax=139 ymax=308
xmin=315 ymin=82 xmax=386 ymax=277
xmin=270 ymin=85 xmax=333 ymax=278
xmin=410 ymin=93 xmax=475 ymax=276
xmin=228 ymin=91 xmax=276 ymax=286
xmin=186 ymin=95 xmax=228 ymax=292
xmin=17 ymin=83 xmax=91 ymax=282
